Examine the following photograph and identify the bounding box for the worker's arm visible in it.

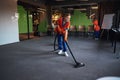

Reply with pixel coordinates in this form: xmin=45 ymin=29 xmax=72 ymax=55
xmin=63 ymin=22 xmax=70 ymax=41
xmin=64 ymin=29 xmax=68 ymax=41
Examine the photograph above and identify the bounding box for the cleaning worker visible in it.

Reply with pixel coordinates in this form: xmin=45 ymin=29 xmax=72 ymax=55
xmin=54 ymin=13 xmax=71 ymax=57
xmin=93 ymin=19 xmax=100 ymax=40
xmin=90 ymin=14 xmax=100 ymax=40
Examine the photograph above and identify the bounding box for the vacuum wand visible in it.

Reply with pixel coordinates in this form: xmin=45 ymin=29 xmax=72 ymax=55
xmin=65 ymin=41 xmax=85 ymax=68
xmin=53 ymin=34 xmax=85 ymax=68
xmin=54 ymin=34 xmax=58 ymax=51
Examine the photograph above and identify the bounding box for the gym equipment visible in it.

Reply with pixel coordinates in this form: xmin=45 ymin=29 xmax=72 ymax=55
xmin=54 ymin=34 xmax=85 ymax=68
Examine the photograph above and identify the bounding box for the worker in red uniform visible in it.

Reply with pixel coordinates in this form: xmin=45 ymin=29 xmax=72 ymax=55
xmin=90 ymin=14 xmax=100 ymax=40
xmin=93 ymin=19 xmax=100 ymax=40
xmin=55 ymin=13 xmax=71 ymax=57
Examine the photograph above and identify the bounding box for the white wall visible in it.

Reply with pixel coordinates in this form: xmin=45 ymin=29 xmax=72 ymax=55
xmin=0 ymin=0 xmax=19 ymax=45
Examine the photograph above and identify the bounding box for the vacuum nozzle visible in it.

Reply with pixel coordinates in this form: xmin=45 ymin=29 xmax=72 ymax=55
xmin=74 ymin=62 xmax=85 ymax=68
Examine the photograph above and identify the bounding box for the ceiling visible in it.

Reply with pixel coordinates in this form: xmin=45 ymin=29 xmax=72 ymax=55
xmin=45 ymin=0 xmax=119 ymax=6
xmin=17 ymin=0 xmax=120 ymax=20
xmin=18 ymin=0 xmax=120 ymax=12
xmin=18 ymin=0 xmax=119 ymax=8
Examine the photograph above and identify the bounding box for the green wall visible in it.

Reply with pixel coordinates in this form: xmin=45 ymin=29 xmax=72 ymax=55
xmin=38 ymin=18 xmax=48 ymax=32
xmin=71 ymin=10 xmax=92 ymax=30
xmin=18 ymin=7 xmax=92 ymax=33
xmin=17 ymin=5 xmax=33 ymax=33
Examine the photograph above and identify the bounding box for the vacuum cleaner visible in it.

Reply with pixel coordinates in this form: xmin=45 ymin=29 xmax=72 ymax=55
xmin=54 ymin=34 xmax=85 ymax=68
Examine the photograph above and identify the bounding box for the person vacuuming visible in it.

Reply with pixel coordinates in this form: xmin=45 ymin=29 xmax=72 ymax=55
xmin=54 ymin=13 xmax=85 ymax=68
xmin=54 ymin=13 xmax=71 ymax=57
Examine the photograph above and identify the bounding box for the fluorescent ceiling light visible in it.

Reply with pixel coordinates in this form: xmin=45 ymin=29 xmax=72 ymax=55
xmin=68 ymin=8 xmax=74 ymax=10
xmin=37 ymin=10 xmax=45 ymax=13
xmin=91 ymin=6 xmax=98 ymax=9
xmin=55 ymin=0 xmax=64 ymax=1
xmin=75 ymin=8 xmax=87 ymax=10
xmin=37 ymin=8 xmax=46 ymax=11
xmin=89 ymin=13 xmax=95 ymax=18
xmin=77 ymin=0 xmax=88 ymax=1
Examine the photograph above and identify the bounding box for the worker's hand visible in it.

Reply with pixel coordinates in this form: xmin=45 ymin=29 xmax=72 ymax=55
xmin=64 ymin=36 xmax=68 ymax=42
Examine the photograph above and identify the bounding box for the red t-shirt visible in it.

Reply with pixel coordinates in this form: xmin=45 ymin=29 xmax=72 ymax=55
xmin=93 ymin=20 xmax=100 ymax=31
xmin=55 ymin=17 xmax=70 ymax=34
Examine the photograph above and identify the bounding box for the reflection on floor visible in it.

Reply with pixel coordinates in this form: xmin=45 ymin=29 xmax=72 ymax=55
xmin=19 ymin=33 xmax=40 ymax=41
